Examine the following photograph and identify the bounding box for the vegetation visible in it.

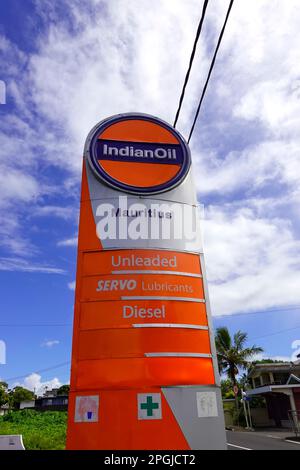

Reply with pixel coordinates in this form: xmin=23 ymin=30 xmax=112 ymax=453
xmin=0 ymin=383 xmax=36 ymax=409
xmin=57 ymin=384 xmax=70 ymax=395
xmin=0 ymin=381 xmax=9 ymax=407
xmin=0 ymin=410 xmax=67 ymax=450
xmin=251 ymin=358 xmax=290 ymax=364
xmin=215 ymin=327 xmax=263 ymax=387
xmin=221 ymin=379 xmax=235 ymax=399
xmin=216 ymin=327 xmax=263 ymax=420
xmin=9 ymin=386 xmax=35 ymax=409
xmin=0 ymin=383 xmax=70 ymax=410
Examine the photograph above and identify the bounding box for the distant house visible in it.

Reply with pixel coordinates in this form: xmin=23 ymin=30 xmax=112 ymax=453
xmin=0 ymin=404 xmax=9 ymax=416
xmin=246 ymin=362 xmax=300 ymax=428
xmin=43 ymin=388 xmax=59 ymax=398
xmin=34 ymin=395 xmax=68 ymax=411
xmin=19 ymin=400 xmax=35 ymax=410
xmin=19 ymin=388 xmax=68 ymax=412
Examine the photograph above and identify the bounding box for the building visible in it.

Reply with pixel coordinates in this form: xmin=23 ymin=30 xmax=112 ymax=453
xmin=43 ymin=388 xmax=59 ymax=398
xmin=19 ymin=400 xmax=35 ymax=410
xmin=246 ymin=362 xmax=300 ymax=428
xmin=34 ymin=395 xmax=68 ymax=411
xmin=19 ymin=388 xmax=68 ymax=412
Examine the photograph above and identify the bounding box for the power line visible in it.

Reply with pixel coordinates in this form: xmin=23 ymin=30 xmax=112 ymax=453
xmin=250 ymin=325 xmax=300 ymax=342
xmin=3 ymin=361 xmax=71 ymax=383
xmin=188 ymin=0 xmax=235 ymax=143
xmin=215 ymin=305 xmax=300 ymax=319
xmin=173 ymin=0 xmax=209 ymax=128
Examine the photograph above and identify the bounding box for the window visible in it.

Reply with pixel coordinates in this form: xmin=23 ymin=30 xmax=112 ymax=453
xmin=254 ymin=377 xmax=261 ymax=388
xmin=261 ymin=373 xmax=270 ymax=385
xmin=273 ymin=373 xmax=289 ymax=385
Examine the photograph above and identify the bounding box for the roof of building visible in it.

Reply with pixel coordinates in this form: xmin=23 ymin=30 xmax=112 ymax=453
xmin=246 ymin=382 xmax=300 ymax=396
xmin=248 ymin=362 xmax=300 ymax=378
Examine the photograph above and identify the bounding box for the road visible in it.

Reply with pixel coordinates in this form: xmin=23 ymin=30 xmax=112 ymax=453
xmin=227 ymin=430 xmax=300 ymax=450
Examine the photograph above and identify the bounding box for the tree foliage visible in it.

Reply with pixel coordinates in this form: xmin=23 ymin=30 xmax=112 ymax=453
xmin=215 ymin=327 xmax=263 ymax=386
xmin=221 ymin=379 xmax=235 ymax=399
xmin=9 ymin=386 xmax=35 ymax=409
xmin=0 ymin=382 xmax=9 ymax=407
xmin=57 ymin=385 xmax=70 ymax=396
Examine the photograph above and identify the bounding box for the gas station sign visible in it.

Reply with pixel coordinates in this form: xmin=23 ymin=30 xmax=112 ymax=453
xmin=66 ymin=113 xmax=226 ymax=450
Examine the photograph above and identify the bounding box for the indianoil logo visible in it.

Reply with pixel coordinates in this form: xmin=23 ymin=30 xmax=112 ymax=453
xmin=86 ymin=113 xmax=191 ymax=195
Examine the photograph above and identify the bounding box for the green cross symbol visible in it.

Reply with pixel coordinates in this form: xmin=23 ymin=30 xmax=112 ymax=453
xmin=141 ymin=396 xmax=159 ymax=417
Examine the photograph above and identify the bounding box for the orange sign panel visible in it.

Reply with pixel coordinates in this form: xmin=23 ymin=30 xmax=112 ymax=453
xmin=82 ymin=250 xmax=202 ymax=276
xmin=80 ymin=300 xmax=208 ymax=330
xmin=81 ymin=274 xmax=204 ymax=301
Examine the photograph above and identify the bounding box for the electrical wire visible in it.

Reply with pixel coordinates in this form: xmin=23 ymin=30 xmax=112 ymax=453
xmin=187 ymin=0 xmax=235 ymax=143
xmin=250 ymin=325 xmax=300 ymax=342
xmin=3 ymin=362 xmax=71 ymax=383
xmin=173 ymin=0 xmax=209 ymax=128
xmin=215 ymin=305 xmax=300 ymax=319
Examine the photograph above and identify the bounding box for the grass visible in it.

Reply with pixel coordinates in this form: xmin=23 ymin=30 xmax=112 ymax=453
xmin=0 ymin=409 xmax=67 ymax=450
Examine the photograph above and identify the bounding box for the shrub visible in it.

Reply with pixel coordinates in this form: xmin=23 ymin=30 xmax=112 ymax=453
xmin=0 ymin=410 xmax=67 ymax=450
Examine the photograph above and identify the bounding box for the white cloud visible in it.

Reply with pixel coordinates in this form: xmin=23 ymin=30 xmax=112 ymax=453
xmin=57 ymin=236 xmax=78 ymax=247
xmin=252 ymin=343 xmax=300 ymax=364
xmin=41 ymin=340 xmax=60 ymax=348
xmin=193 ymin=139 xmax=300 ymax=196
xmin=32 ymin=205 xmax=77 ymax=220
xmin=0 ymin=166 xmax=40 ymax=204
xmin=0 ymin=257 xmax=65 ymax=274
xmin=68 ymin=281 xmax=76 ymax=291
xmin=251 ymin=353 xmax=294 ymax=364
xmin=234 ymin=79 xmax=300 ymax=135
xmin=203 ymin=205 xmax=300 ymax=315
xmin=0 ymin=214 xmax=36 ymax=256
xmin=16 ymin=373 xmax=61 ymax=396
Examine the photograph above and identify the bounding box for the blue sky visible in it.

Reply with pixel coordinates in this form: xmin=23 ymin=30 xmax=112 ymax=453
xmin=0 ymin=0 xmax=300 ymax=393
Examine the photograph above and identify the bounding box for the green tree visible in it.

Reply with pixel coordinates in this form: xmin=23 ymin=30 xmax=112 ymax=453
xmin=221 ymin=379 xmax=235 ymax=399
xmin=57 ymin=385 xmax=70 ymax=396
xmin=239 ymin=372 xmax=250 ymax=390
xmin=251 ymin=358 xmax=289 ymax=364
xmin=9 ymin=386 xmax=35 ymax=409
xmin=215 ymin=327 xmax=263 ymax=408
xmin=0 ymin=381 xmax=9 ymax=407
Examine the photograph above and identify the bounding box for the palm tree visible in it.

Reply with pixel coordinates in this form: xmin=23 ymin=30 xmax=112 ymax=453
xmin=215 ymin=327 xmax=263 ymax=388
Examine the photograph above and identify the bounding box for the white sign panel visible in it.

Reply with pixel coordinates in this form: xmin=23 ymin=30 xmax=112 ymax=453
xmin=75 ymin=395 xmax=99 ymax=423
xmin=196 ymin=392 xmax=218 ymax=418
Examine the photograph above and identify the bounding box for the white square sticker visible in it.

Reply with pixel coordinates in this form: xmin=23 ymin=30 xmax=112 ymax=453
xmin=138 ymin=393 xmax=162 ymax=420
xmin=75 ymin=395 xmax=99 ymax=423
xmin=196 ymin=392 xmax=218 ymax=418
